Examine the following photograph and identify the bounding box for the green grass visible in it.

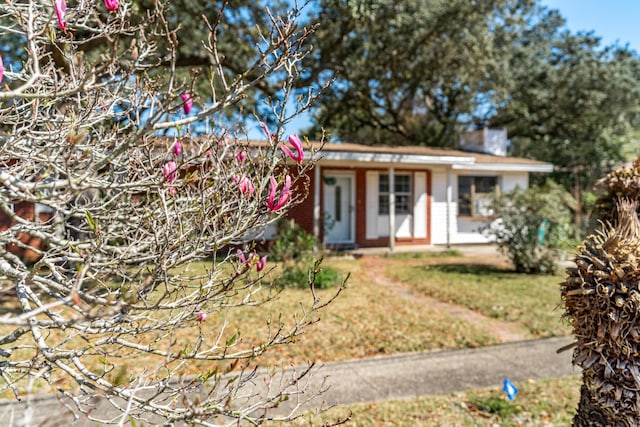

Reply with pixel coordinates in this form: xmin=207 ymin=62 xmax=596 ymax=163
xmin=386 ymin=262 xmax=571 ymax=337
xmin=384 ymin=249 xmax=464 ymax=259
xmin=268 ymin=376 xmax=580 ymax=426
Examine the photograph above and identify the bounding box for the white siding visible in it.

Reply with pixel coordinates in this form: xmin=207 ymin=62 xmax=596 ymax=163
xmin=501 ymin=172 xmax=529 ymax=192
xmin=430 ymin=170 xmax=456 ymax=245
xmin=369 ymin=169 xmax=531 ymax=245
xmin=413 ymin=172 xmax=427 ymax=239
xmin=391 ymin=213 xmax=412 ymax=238
xmin=365 ymin=171 xmax=379 ymax=239
xmin=366 ymin=171 xmax=426 ymax=240
xmin=430 ymin=170 xmax=532 ymax=245
xmin=456 ymin=217 xmax=493 ymax=244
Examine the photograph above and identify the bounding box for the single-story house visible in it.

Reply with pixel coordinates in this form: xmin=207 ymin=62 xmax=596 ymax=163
xmin=286 ymin=138 xmax=553 ymax=249
xmin=0 ymin=132 xmax=552 ymax=260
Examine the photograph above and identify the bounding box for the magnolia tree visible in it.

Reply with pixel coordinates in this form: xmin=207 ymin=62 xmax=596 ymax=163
xmin=0 ymin=0 xmax=337 ymax=425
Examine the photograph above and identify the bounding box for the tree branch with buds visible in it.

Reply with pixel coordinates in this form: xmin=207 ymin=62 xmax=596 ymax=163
xmin=0 ymin=1 xmax=337 ymax=425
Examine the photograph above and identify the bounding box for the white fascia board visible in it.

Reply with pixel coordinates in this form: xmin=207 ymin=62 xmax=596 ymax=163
xmin=318 ymin=151 xmax=475 ymax=166
xmin=452 ymin=163 xmax=554 ymax=173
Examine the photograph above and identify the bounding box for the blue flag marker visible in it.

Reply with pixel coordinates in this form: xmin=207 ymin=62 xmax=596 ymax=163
xmin=503 ymin=378 xmax=518 ymax=400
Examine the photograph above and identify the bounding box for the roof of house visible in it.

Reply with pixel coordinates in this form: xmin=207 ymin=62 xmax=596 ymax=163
xmin=300 ymin=141 xmax=554 ymax=173
xmin=174 ymin=137 xmax=553 ymax=173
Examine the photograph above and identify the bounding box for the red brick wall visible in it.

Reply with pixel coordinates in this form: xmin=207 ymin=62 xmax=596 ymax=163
xmin=0 ymin=202 xmax=50 ymax=263
xmin=287 ymin=169 xmax=315 ymax=236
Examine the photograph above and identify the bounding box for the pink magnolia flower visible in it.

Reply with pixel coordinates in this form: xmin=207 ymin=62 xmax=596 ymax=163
xmin=259 ymin=121 xmax=273 ymax=141
xmin=172 ymin=140 xmax=182 ymax=157
xmin=181 ymin=93 xmax=192 ymax=115
xmin=162 ymin=161 xmax=177 ymax=183
xmin=266 ymin=175 xmax=291 ymax=211
xmin=234 ymin=175 xmax=255 ymax=196
xmin=256 ymin=255 xmax=267 ymax=272
xmin=236 ymin=150 xmax=247 ymax=163
xmin=104 ymin=0 xmax=118 ymax=11
xmin=54 ymin=0 xmax=67 ymax=31
xmin=237 ymin=249 xmax=248 ymax=266
xmin=0 ymin=57 xmax=3 ymax=84
xmin=280 ymin=134 xmax=304 ymax=163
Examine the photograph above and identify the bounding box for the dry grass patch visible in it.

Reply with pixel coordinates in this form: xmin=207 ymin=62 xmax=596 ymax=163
xmin=0 ymin=255 xmax=500 ymax=398
xmin=227 ymin=258 xmax=497 ymax=367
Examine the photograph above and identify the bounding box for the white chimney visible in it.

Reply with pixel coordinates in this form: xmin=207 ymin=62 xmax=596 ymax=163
xmin=459 ymin=128 xmax=508 ymax=156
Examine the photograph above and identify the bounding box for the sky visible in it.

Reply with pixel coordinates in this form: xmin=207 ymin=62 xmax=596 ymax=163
xmin=279 ymin=1 xmax=640 ymax=138
xmin=540 ymin=0 xmax=640 ymax=51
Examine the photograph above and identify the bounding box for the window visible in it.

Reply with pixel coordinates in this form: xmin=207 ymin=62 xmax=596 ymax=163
xmin=458 ymin=176 xmax=498 ymax=217
xmin=379 ymin=174 xmax=412 ymax=215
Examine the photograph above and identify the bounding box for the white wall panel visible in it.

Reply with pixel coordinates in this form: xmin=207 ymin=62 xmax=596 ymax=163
xmin=365 ymin=171 xmax=379 ymax=240
xmin=413 ymin=172 xmax=427 ymax=239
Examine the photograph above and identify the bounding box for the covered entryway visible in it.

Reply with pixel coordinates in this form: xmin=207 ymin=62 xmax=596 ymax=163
xmin=322 ymin=172 xmax=355 ymax=244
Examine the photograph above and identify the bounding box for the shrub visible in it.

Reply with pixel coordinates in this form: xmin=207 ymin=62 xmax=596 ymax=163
xmin=269 ymin=221 xmax=341 ymax=289
xmin=269 ymin=219 xmax=316 ymax=263
xmin=276 ymin=255 xmax=341 ymax=289
xmin=484 ymin=180 xmax=576 ymax=274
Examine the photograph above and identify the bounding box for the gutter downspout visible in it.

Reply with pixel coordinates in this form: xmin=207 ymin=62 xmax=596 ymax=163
xmin=389 ymin=167 xmax=395 ymax=253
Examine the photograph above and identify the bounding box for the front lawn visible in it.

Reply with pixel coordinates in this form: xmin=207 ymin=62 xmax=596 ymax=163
xmin=225 ymin=257 xmax=498 ymax=367
xmin=384 ymin=257 xmax=571 ymax=338
xmin=0 ymin=250 xmax=573 ymax=399
xmin=177 ymin=251 xmax=570 ymax=366
xmin=267 ymin=375 xmax=580 ymax=426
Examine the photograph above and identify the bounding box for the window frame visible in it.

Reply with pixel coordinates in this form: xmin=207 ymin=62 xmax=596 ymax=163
xmin=457 ymin=175 xmax=499 ymax=218
xmin=378 ymin=173 xmax=412 ymax=216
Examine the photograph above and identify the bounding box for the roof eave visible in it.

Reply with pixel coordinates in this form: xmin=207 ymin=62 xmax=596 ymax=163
xmin=317 ymin=151 xmax=475 ymax=165
xmin=452 ymin=163 xmax=554 ymax=173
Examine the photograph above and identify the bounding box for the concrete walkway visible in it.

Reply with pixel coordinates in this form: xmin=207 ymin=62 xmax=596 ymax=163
xmin=0 ymin=336 xmax=578 ymax=426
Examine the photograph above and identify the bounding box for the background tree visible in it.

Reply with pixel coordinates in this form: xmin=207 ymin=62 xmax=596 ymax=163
xmin=0 ymin=0 xmax=309 ymax=133
xmin=0 ymin=1 xmax=334 ymax=425
xmin=300 ymin=0 xmax=507 ymax=146
xmin=488 ymin=25 xmax=640 ymax=225
xmin=299 ymin=0 xmax=640 ymax=219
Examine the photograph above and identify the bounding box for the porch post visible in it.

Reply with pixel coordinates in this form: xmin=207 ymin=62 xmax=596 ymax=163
xmin=446 ymin=167 xmax=452 ymax=248
xmin=388 ymin=167 xmax=395 ymax=252
xmin=313 ymin=165 xmax=321 ymax=251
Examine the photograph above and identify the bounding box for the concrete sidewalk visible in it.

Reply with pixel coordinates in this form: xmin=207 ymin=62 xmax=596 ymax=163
xmin=0 ymin=336 xmax=578 ymax=426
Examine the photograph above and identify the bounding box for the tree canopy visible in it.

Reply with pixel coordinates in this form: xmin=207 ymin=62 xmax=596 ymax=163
xmin=300 ymin=0 xmax=507 ymax=146
xmin=298 ymin=0 xmax=640 ymax=197
xmin=0 ymin=0 xmax=300 ymax=132
xmin=487 ymin=12 xmax=640 ymax=194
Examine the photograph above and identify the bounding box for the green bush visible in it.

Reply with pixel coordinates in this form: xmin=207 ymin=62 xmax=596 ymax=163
xmin=484 ymin=180 xmax=576 ymax=274
xmin=269 ymin=220 xmax=341 ymax=289
xmin=269 ymin=219 xmax=316 ymax=263
xmin=276 ymin=255 xmax=340 ymax=289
